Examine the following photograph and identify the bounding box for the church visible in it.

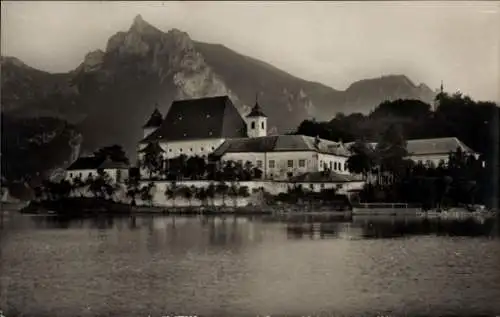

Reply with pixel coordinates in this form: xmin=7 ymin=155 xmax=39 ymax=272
xmin=137 ymin=95 xmax=354 ymax=181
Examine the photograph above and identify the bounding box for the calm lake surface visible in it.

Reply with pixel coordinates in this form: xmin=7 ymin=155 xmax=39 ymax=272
xmin=1 ymin=212 xmax=500 ymax=317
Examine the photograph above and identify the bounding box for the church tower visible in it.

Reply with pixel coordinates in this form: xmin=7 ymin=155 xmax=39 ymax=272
xmin=432 ymin=80 xmax=444 ymax=112
xmin=142 ymin=107 xmax=163 ymax=139
xmin=246 ymin=95 xmax=267 ymax=138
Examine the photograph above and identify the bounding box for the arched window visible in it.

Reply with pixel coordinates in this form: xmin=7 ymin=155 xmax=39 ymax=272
xmin=251 ymin=121 xmax=256 ymax=129
xmin=261 ymin=121 xmax=264 ymax=129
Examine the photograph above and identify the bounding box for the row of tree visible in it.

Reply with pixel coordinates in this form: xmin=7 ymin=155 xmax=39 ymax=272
xmin=297 ymin=91 xmax=498 ymax=208
xmin=140 ymin=152 xmax=263 ymax=181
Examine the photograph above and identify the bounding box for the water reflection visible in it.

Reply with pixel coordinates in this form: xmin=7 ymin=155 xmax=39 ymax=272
xmin=1 ymin=213 xmax=500 ymax=316
xmin=285 ymin=216 xmax=499 ymax=239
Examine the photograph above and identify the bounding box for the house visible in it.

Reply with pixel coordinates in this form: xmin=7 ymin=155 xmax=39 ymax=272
xmin=138 ymin=95 xmax=351 ymax=180
xmin=211 ymin=134 xmax=350 ymax=180
xmin=65 ymin=156 xmax=130 ymax=183
xmin=345 ymin=137 xmax=479 ymax=167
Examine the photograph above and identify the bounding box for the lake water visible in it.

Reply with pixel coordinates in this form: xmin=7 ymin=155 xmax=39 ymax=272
xmin=1 ymin=213 xmax=500 ymax=317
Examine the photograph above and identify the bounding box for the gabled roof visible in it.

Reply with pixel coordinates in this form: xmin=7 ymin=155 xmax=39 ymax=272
xmin=406 ymin=137 xmax=476 ymax=156
xmin=141 ymin=96 xmax=247 ymax=143
xmin=246 ymin=101 xmax=267 ymax=118
xmin=142 ymin=108 xmax=163 ymax=128
xmin=212 ymin=135 xmax=350 ymax=157
xmin=67 ymin=156 xmax=129 ymax=170
xmin=289 ymin=171 xmax=363 ymax=183
xmin=138 ymin=141 xmax=165 ymax=153
xmin=345 ymin=137 xmax=477 ymax=156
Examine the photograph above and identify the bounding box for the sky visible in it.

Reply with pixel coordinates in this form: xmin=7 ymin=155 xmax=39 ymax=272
xmin=1 ymin=1 xmax=499 ymax=101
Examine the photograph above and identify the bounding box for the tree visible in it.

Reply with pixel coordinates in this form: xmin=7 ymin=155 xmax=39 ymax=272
xmin=346 ymin=140 xmax=375 ymax=180
xmin=195 ymin=187 xmax=208 ymax=207
xmin=94 ymin=144 xmax=129 ymax=164
xmin=164 ymin=181 xmax=178 ymax=207
xmin=216 ymin=181 xmax=229 ymax=206
xmin=140 ymin=142 xmax=164 ymax=180
xmin=125 ymin=177 xmax=140 ymax=206
xmin=206 ymin=182 xmax=216 ymax=207
xmin=376 ymin=123 xmax=408 ymax=183
xmin=228 ymin=182 xmax=239 ymax=207
xmin=139 ymin=182 xmax=155 ymax=206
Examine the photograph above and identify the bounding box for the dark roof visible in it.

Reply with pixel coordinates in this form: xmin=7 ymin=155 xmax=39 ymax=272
xmin=141 ymin=96 xmax=247 ymax=143
xmin=67 ymin=156 xmax=129 ymax=170
xmin=345 ymin=137 xmax=477 ymax=156
xmin=246 ymin=101 xmax=267 ymax=118
xmin=142 ymin=108 xmax=163 ymax=128
xmin=406 ymin=137 xmax=476 ymax=156
xmin=138 ymin=142 xmax=165 ymax=153
xmin=289 ymin=172 xmax=363 ymax=183
xmin=212 ymin=135 xmax=350 ymax=157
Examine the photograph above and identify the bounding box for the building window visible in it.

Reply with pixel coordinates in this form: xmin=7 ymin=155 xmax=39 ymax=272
xmin=211 ymin=146 xmax=215 ymax=150
xmin=299 ymin=159 xmax=305 ymax=167
xmin=209 ymin=131 xmax=213 ymax=136
xmin=261 ymin=121 xmax=264 ymax=130
xmin=190 ymin=148 xmax=193 ymax=152
xmin=89 ymin=173 xmax=93 ymax=177
xmin=257 ymin=160 xmax=263 ymax=168
xmin=69 ymin=172 xmax=73 ymax=178
xmin=179 ymin=148 xmax=183 ymax=152
xmin=169 ymin=149 xmax=172 ymax=152
xmin=309 ymin=184 xmax=314 ymax=190
xmin=334 ymin=162 xmax=338 ymax=170
xmin=329 ymin=162 xmax=333 ymax=170
xmin=79 ymin=173 xmax=82 ymax=178
xmin=320 ymin=160 xmax=323 ymax=168
xmin=117 ymin=170 xmax=122 ymax=183
xmin=269 ymin=160 xmax=275 ymax=168
xmin=287 ymin=160 xmax=293 ymax=168
xmin=201 ymin=147 xmax=204 ymax=151
xmin=251 ymin=121 xmax=255 ymax=129
xmin=321 ymin=183 xmax=325 ymax=189
xmin=344 ymin=163 xmax=347 ymax=171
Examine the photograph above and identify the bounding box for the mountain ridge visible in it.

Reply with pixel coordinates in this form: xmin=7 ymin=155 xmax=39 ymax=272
xmin=1 ymin=15 xmax=436 ymax=160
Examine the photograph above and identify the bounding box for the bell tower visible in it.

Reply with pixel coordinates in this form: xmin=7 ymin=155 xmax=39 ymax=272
xmin=246 ymin=94 xmax=268 ymax=138
xmin=433 ymin=80 xmax=444 ymax=112
xmin=142 ymin=106 xmax=163 ymax=139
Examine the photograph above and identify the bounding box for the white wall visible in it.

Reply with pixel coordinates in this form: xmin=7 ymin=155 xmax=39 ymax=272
xmin=409 ymin=154 xmax=449 ymax=167
xmin=138 ymin=138 xmax=226 ymax=161
xmin=246 ymin=116 xmax=267 ymax=138
xmin=66 ymin=169 xmax=97 ymax=182
xmin=65 ymin=168 xmax=129 ymax=184
xmin=136 ymin=179 xmax=362 ymax=207
xmin=222 ymin=151 xmax=318 ymax=179
xmin=318 ymin=153 xmax=349 ymax=174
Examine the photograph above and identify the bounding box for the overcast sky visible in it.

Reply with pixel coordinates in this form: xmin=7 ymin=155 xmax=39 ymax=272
xmin=1 ymin=1 xmax=499 ymax=101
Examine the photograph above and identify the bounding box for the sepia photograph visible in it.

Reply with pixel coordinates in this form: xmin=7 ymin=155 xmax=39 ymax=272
xmin=1 ymin=1 xmax=499 ymax=316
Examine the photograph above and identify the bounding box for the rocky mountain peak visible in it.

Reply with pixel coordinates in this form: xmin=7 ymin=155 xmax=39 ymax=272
xmin=81 ymin=50 xmax=104 ymax=72
xmin=129 ymin=14 xmax=161 ymax=35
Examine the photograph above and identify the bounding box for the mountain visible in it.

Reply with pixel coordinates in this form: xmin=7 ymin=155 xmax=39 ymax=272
xmin=1 ymin=15 xmax=436 ymax=163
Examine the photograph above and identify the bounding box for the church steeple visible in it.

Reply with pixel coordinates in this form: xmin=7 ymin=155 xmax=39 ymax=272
xmin=433 ymin=80 xmax=444 ymax=112
xmin=246 ymin=93 xmax=267 ymax=138
xmin=247 ymin=94 xmax=267 ymax=118
xmin=142 ymin=105 xmax=163 ymax=138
